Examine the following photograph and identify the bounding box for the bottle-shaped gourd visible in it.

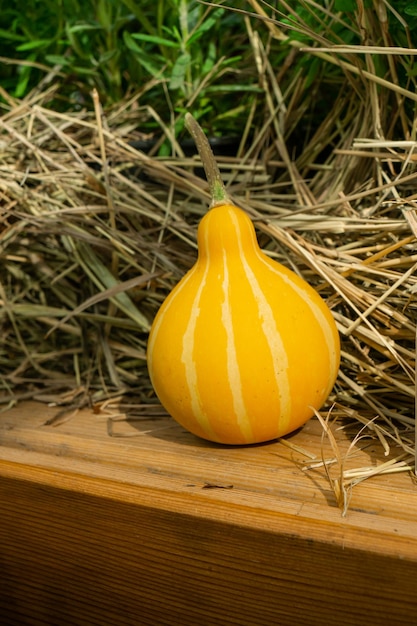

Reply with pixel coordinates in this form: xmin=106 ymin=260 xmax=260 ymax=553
xmin=147 ymin=114 xmax=340 ymax=445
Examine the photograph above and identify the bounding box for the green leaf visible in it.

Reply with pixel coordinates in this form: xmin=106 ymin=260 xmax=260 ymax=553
xmin=96 ymin=0 xmax=112 ymax=29
xmin=201 ymin=41 xmax=216 ymax=75
xmin=129 ymin=33 xmax=179 ymax=48
xmin=0 ymin=28 xmax=26 ymax=42
xmin=334 ymin=0 xmax=357 ymax=10
xmin=45 ymin=54 xmax=73 ymax=66
xmin=67 ymin=24 xmax=102 ymax=34
xmin=187 ymin=8 xmax=224 ymax=46
xmin=118 ymin=0 xmax=155 ymax=35
xmin=305 ymin=57 xmax=321 ymax=89
xmin=65 ymin=64 xmax=97 ymax=76
xmin=96 ymin=49 xmax=118 ymax=66
xmin=169 ymin=52 xmax=191 ymax=90
xmin=66 ymin=22 xmax=91 ymax=59
xmin=405 ymin=1 xmax=417 ymax=17
xmin=14 ymin=58 xmax=35 ymax=98
xmin=123 ymin=31 xmax=165 ymax=77
xmin=16 ymin=39 xmax=53 ymax=52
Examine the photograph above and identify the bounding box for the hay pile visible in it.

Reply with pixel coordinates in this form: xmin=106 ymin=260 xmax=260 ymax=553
xmin=1 ymin=13 xmax=416 ymax=502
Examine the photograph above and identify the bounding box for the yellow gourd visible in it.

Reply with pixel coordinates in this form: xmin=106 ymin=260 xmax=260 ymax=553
xmin=147 ymin=114 xmax=340 ymax=445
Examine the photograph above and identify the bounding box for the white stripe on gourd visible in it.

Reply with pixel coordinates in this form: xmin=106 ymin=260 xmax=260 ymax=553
xmin=221 ymin=246 xmax=254 ymax=443
xmin=180 ymin=234 xmax=218 ymax=441
xmin=229 ymin=210 xmax=292 ymax=436
xmin=252 ymin=236 xmax=339 ymax=391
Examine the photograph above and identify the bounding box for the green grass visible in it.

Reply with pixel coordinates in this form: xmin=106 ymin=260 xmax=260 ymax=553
xmin=1 ymin=0 xmax=417 ymax=155
xmin=1 ymin=0 xmax=416 ymax=145
xmin=0 ymin=0 xmax=258 ymax=142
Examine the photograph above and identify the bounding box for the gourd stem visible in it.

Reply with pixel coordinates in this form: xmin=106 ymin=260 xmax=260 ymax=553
xmin=185 ymin=112 xmax=231 ymax=208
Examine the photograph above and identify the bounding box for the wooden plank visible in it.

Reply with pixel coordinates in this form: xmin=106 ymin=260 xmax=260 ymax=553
xmin=0 ymin=401 xmax=417 ymax=625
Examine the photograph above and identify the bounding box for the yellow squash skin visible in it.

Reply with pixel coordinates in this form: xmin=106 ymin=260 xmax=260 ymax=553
xmin=147 ymin=203 xmax=340 ymax=445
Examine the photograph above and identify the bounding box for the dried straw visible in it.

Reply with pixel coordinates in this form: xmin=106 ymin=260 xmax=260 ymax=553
xmin=1 ymin=6 xmax=417 ymax=507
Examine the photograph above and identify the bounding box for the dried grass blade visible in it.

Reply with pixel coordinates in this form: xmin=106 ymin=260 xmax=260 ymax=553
xmin=45 ymin=273 xmax=159 ymax=337
xmin=68 ymin=239 xmax=151 ymax=331
xmin=402 ymin=209 xmax=417 ymax=475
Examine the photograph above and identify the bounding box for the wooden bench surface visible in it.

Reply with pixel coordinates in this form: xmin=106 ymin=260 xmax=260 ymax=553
xmin=0 ymin=401 xmax=416 ymax=625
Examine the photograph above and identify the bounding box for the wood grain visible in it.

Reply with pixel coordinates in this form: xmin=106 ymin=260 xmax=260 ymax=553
xmin=0 ymin=401 xmax=416 ymax=625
